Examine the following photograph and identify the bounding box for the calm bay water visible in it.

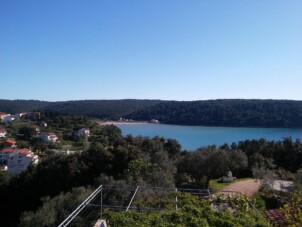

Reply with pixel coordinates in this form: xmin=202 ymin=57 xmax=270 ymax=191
xmin=117 ymin=124 xmax=302 ymax=150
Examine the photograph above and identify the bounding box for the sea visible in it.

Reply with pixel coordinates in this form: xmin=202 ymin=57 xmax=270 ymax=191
xmin=116 ymin=123 xmax=302 ymax=150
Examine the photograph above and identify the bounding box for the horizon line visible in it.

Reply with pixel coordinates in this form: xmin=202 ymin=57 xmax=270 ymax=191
xmin=1 ymin=98 xmax=302 ymax=102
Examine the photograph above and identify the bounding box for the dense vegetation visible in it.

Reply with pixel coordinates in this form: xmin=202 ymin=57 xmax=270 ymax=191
xmin=104 ymin=193 xmax=268 ymax=227
xmin=2 ymin=99 xmax=302 ymax=127
xmin=0 ymin=99 xmax=52 ymax=113
xmin=1 ymin=112 xmax=302 ymax=226
xmin=0 ymin=99 xmax=162 ymax=120
xmin=127 ymin=99 xmax=302 ymax=128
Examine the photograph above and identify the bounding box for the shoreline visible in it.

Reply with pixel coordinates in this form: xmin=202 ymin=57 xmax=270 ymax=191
xmin=98 ymin=121 xmax=302 ymax=129
xmin=99 ymin=121 xmax=154 ymax=125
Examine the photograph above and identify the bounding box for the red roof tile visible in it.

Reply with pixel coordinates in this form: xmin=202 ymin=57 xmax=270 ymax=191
xmin=41 ymin=132 xmax=56 ymax=136
xmin=266 ymin=209 xmax=286 ymax=226
xmin=18 ymin=148 xmax=32 ymax=153
xmin=1 ymin=147 xmax=17 ymax=153
xmin=6 ymin=139 xmax=16 ymax=144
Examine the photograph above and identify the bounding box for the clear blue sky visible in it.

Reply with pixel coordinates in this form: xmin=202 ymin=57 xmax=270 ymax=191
xmin=1 ymin=0 xmax=301 ymax=101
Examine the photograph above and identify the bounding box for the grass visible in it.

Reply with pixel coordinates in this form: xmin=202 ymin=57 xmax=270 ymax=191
xmin=209 ymin=177 xmax=253 ymax=191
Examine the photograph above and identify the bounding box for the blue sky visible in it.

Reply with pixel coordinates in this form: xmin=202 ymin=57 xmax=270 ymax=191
xmin=1 ymin=0 xmax=301 ymax=101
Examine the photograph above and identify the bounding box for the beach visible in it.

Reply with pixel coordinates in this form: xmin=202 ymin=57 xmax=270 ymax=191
xmin=98 ymin=121 xmax=153 ymax=125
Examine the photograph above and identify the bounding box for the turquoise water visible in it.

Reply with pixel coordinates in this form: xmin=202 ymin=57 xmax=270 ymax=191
xmin=117 ymin=124 xmax=302 ymax=150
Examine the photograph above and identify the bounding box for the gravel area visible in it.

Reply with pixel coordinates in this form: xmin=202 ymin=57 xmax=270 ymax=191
xmin=223 ymin=179 xmax=261 ymax=198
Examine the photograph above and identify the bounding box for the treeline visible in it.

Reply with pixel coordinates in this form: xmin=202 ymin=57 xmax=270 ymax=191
xmin=127 ymin=99 xmax=302 ymax=128
xmin=0 ymin=99 xmax=162 ymax=119
xmin=0 ymin=99 xmax=302 ymax=128
xmin=2 ymin=99 xmax=302 ymax=127
xmin=0 ymin=99 xmax=52 ymax=113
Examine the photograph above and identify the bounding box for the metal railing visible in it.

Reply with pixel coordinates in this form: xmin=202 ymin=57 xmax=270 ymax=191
xmin=58 ymin=184 xmax=103 ymax=227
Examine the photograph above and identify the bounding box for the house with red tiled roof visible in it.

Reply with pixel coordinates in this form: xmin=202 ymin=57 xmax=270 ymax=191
xmin=0 ymin=147 xmax=38 ymax=174
xmin=0 ymin=147 xmax=18 ymax=165
xmin=1 ymin=147 xmax=17 ymax=153
xmin=40 ymin=132 xmax=58 ymax=142
xmin=4 ymin=139 xmax=17 ymax=148
xmin=7 ymin=148 xmax=38 ymax=174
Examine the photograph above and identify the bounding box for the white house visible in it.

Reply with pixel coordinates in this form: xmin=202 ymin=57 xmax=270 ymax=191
xmin=150 ymin=119 xmax=160 ymax=123
xmin=75 ymin=128 xmax=90 ymax=137
xmin=0 ymin=129 xmax=7 ymax=138
xmin=6 ymin=148 xmax=38 ymax=174
xmin=40 ymin=132 xmax=58 ymax=142
xmin=3 ymin=116 xmax=15 ymax=123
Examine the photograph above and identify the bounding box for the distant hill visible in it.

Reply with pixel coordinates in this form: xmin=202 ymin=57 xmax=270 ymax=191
xmin=40 ymin=99 xmax=163 ymax=119
xmin=126 ymin=99 xmax=302 ymax=128
xmin=1 ymin=99 xmax=302 ymax=127
xmin=0 ymin=99 xmax=162 ymax=120
xmin=0 ymin=99 xmax=53 ymax=113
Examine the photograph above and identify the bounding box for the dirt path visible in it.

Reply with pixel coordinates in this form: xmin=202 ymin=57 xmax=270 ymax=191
xmin=222 ymin=179 xmax=261 ymax=198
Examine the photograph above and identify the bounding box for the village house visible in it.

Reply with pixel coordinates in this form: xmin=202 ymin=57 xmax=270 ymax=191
xmin=75 ymin=128 xmax=90 ymax=137
xmin=18 ymin=112 xmax=28 ymax=118
xmin=0 ymin=147 xmax=17 ymax=165
xmin=40 ymin=132 xmax=58 ymax=142
xmin=3 ymin=116 xmax=15 ymax=123
xmin=0 ymin=129 xmax=7 ymax=138
xmin=0 ymin=148 xmax=38 ymax=174
xmin=3 ymin=139 xmax=17 ymax=148
xmin=7 ymin=148 xmax=38 ymax=174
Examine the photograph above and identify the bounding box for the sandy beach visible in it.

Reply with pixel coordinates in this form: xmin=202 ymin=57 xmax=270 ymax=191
xmin=98 ymin=121 xmax=153 ymax=125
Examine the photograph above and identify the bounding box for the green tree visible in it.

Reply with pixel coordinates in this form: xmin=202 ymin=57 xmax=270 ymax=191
xmin=179 ymin=147 xmax=247 ymax=187
xmin=19 ymin=187 xmax=93 ymax=227
xmin=18 ymin=126 xmax=37 ymax=140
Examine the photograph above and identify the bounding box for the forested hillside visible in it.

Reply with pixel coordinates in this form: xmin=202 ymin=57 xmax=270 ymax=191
xmin=2 ymin=99 xmax=302 ymax=127
xmin=41 ymin=99 xmax=162 ymax=119
xmin=0 ymin=99 xmax=162 ymax=119
xmin=127 ymin=99 xmax=302 ymax=128
xmin=0 ymin=99 xmax=53 ymax=113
